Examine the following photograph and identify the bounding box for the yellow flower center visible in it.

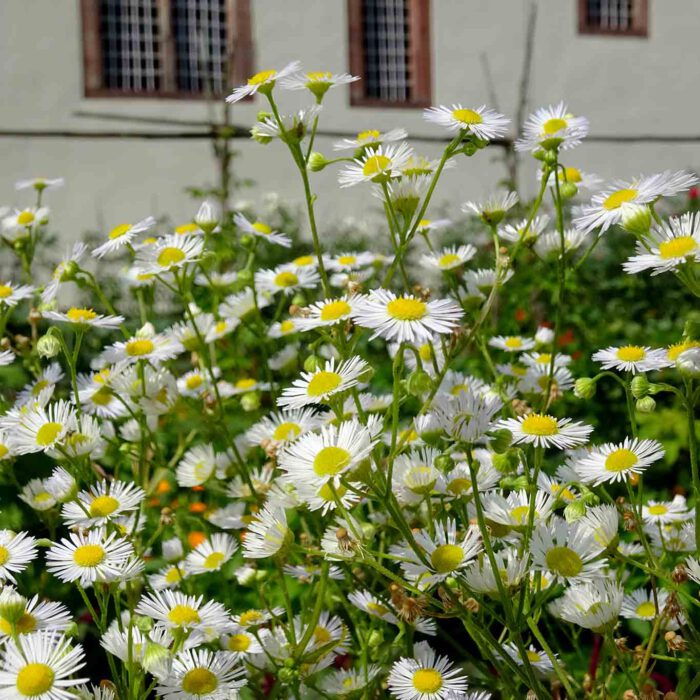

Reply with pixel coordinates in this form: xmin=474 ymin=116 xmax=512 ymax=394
xmin=17 ymin=211 xmax=35 ymax=226
xmin=419 ymin=344 xmax=434 ymax=362
xmin=337 ymin=255 xmax=356 ymax=266
xmin=185 ymin=375 xmax=203 ymax=390
xmin=357 ymin=129 xmax=380 ymax=142
xmin=313 ymin=446 xmax=351 ymax=476
xmin=294 ymin=255 xmax=314 ymax=266
xmin=542 ymin=117 xmax=568 ymax=134
xmin=668 ymin=341 xmax=700 ymax=361
xmin=438 ymin=253 xmax=461 ymax=268
xmin=536 ymin=353 xmax=552 ymax=364
xmin=452 ymin=108 xmax=483 ymax=125
xmin=317 ymin=482 xmax=347 ymax=501
xmin=238 ymin=610 xmax=263 ymax=626
xmin=526 ymin=650 xmax=542 ymax=663
xmin=168 ymin=604 xmax=200 ymax=626
xmin=108 ymin=223 xmax=132 ymax=240
xmin=73 ymin=543 xmax=105 ymax=567
xmin=648 ymin=504 xmax=668 ymax=516
xmin=520 ymin=414 xmax=559 ymax=436
xmin=89 ymin=495 xmax=120 ymax=518
xmin=126 ymin=339 xmax=154 ymax=356
xmin=16 ymin=663 xmax=55 ymax=696
xmin=387 ymin=297 xmax=427 ymax=321
xmin=203 ymin=552 xmax=226 ymax=569
xmin=273 ymin=422 xmax=301 ymax=441
xmin=615 ymin=345 xmax=645 ymax=362
xmin=0 ymin=444 xmax=8 ymax=459
xmin=307 ymin=371 xmax=342 ymax=397
xmin=313 ymin=625 xmax=332 ymax=644
xmin=181 ymin=668 xmax=218 ymax=695
xmin=412 ymin=668 xmax=443 ymax=694
xmin=228 ymin=634 xmax=251 ymax=652
xmin=320 ymin=300 xmax=351 ymax=321
xmin=0 ymin=546 xmax=8 ymax=565
xmin=504 ymin=336 xmax=523 ymax=349
xmin=91 ymin=386 xmax=113 ymax=405
xmin=605 ymin=448 xmax=638 ymax=472
xmin=66 ymin=307 xmax=98 ymax=323
xmin=164 ymin=567 xmax=184 ymax=584
xmin=636 ymin=601 xmax=657 ymax=617
xmin=510 ymin=505 xmax=532 ymax=524
xmin=279 ymin=320 xmax=295 ymax=334
xmin=157 ymin=247 xmax=186 ymax=267
xmin=362 ymin=154 xmax=391 ymax=177
xmin=545 ymin=546 xmax=583 ymax=577
xmin=658 ymin=236 xmax=697 ymax=259
xmin=430 ymin=543 xmax=464 ymax=573
xmin=0 ymin=611 xmax=36 ymax=635
xmin=274 ymin=271 xmax=299 ymax=288
xmin=175 ymin=223 xmax=198 ymax=235
xmin=366 ymin=601 xmax=391 ymax=616
xmin=561 ymin=167 xmax=582 ymax=183
xmin=252 ymin=222 xmax=272 ymax=235
xmin=447 ymin=477 xmax=472 ymax=495
xmin=235 ymin=378 xmax=257 ymax=391
xmin=0 ymin=285 xmax=12 ymax=298
xmin=603 ymin=188 xmax=638 ymax=210
xmin=307 ymin=71 xmax=333 ymax=83
xmin=36 ymin=422 xmax=62 ymax=446
xmin=248 ymin=69 xmax=276 ymax=86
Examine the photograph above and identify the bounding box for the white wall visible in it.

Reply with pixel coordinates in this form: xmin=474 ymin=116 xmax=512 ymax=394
xmin=1 ymin=0 xmax=699 ymax=245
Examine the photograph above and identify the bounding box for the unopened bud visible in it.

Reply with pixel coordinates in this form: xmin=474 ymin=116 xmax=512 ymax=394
xmin=434 ymin=455 xmax=454 ymax=472
xmin=559 ymin=182 xmax=578 ymax=199
xmin=492 ymin=450 xmax=520 ymax=473
xmin=574 ymin=377 xmax=596 ymax=400
xmin=367 ymin=629 xmax=383 ymax=648
xmin=406 ymin=369 xmax=432 ymax=397
xmin=194 ymin=199 xmax=221 ymax=234
xmin=489 ymin=428 xmax=512 ymax=454
xmin=631 ymin=374 xmax=650 ymax=399
xmin=240 ymin=392 xmax=260 ymax=412
xmin=304 ymin=355 xmax=322 ymax=373
xmin=564 ymin=499 xmax=587 ymax=522
xmin=636 ymin=396 xmax=656 ymax=414
xmin=308 ymin=152 xmax=329 ymax=172
xmin=37 ymin=334 xmax=61 ymax=358
xmin=621 ymin=204 xmax=651 ymax=237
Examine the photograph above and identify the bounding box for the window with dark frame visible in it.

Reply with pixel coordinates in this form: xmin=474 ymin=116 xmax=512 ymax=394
xmin=348 ymin=0 xmax=431 ymax=108
xmin=578 ymin=0 xmax=648 ymax=36
xmin=81 ymin=0 xmax=253 ymax=98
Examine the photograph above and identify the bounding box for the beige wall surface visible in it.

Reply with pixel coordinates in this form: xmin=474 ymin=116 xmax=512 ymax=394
xmin=1 ymin=1 xmax=699 ymax=245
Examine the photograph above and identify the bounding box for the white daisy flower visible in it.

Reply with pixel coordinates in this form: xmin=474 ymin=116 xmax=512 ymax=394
xmin=497 ymin=413 xmax=593 ymax=450
xmin=204 ymin=318 xmax=239 ymax=344
xmin=321 ymin=665 xmax=382 ymax=695
xmin=277 ymin=356 xmax=368 ymax=409
xmin=435 ymin=370 xmax=486 ymax=398
xmin=43 ymin=306 xmax=124 ymax=329
xmin=642 ymin=495 xmax=689 ymax=524
xmin=462 ymin=547 xmax=527 ymax=594
xmin=465 ymin=267 xmax=513 ymax=298
xmin=531 ymin=517 xmax=606 ymax=584
xmin=574 ymin=437 xmax=665 ymax=485
xmin=516 ymin=102 xmax=588 ymax=152
xmin=46 ymin=530 xmax=135 ymax=587
xmin=61 ymin=480 xmax=144 ymax=529
xmin=8 ymin=400 xmax=77 ymax=455
xmin=518 ymin=365 xmax=575 ymax=396
xmin=225 ymin=60 xmax=300 ymax=103
xmin=245 ymin=408 xmax=321 ymax=448
xmin=549 ymin=578 xmax=623 ymax=631
xmin=231 ymin=607 xmax=284 ymax=628
xmin=592 ymin=344 xmax=672 ymax=374
xmin=333 ymin=127 xmax=408 ymax=151
xmin=268 ymin=317 xmax=302 ymax=338
xmin=391 ymin=448 xmax=446 ymax=505
xmin=488 ymin=335 xmax=536 ymax=353
xmin=136 ymin=590 xmax=231 ymax=633
xmin=499 ymin=215 xmax=550 ymax=244
xmin=500 ymin=642 xmax=555 ymax=673
xmin=176 ymin=368 xmax=214 ymax=397
xmin=444 ymin=460 xmax=501 ymax=500
xmin=391 ymin=520 xmax=482 ymax=588
xmin=184 ymin=534 xmax=238 ymax=575
xmin=252 ymin=105 xmax=321 ymax=141
xmin=423 ymin=104 xmax=509 ymax=139
xmin=0 ymin=531 xmax=38 ymax=583
xmin=101 ymin=331 xmax=183 ymax=366
xmin=338 ymin=142 xmax=414 ymax=187
xmin=620 ymin=588 xmax=670 ymax=622
xmin=574 ymin=170 xmax=698 ymax=234
xmin=16 ymin=177 xmax=65 ymax=191
xmin=388 ymin=641 xmax=469 ymax=700
xmin=578 ymin=504 xmax=620 ymax=548
xmin=0 ymin=281 xmax=34 ymax=308
xmin=0 ymin=349 xmax=14 ymax=366
xmin=352 ymin=289 xmax=463 ymax=343
xmin=432 ymin=388 xmax=502 ymax=443
xmin=327 ymin=251 xmax=375 ymax=272
xmin=624 ymin=212 xmax=700 ymax=275
xmin=420 ymin=245 xmax=477 ymax=272
xmin=2 ymin=206 xmax=49 ymax=240
xmin=541 ymin=165 xmax=602 ymax=192
xmin=462 ymin=192 xmax=519 ymax=226
xmin=0 ymin=630 xmax=87 ymax=700
xmin=348 ymin=589 xmax=399 ymax=625
xmin=135 ymin=234 xmax=203 ymax=275
xmin=0 ymin=589 xmax=72 ymax=637
xmin=481 ymin=490 xmax=555 ymax=530
xmin=14 ymin=362 xmax=64 ymax=407
xmin=149 ymin=564 xmax=189 ymax=591
xmin=242 ymin=501 xmax=290 ymax=559
xmin=220 ymin=627 xmax=263 ymax=657
xmin=296 ymin=295 xmax=365 ymax=330
xmin=91 ymin=216 xmax=156 ymax=258
xmin=176 ymin=445 xmax=221 ymax=487
xmin=233 ymin=212 xmax=291 ymax=247
xmin=20 ymin=479 xmax=57 ymax=512
xmin=219 ymin=288 xmax=271 ymax=320
xmin=45 ymin=467 xmax=76 ymax=502
xmin=194 ymin=270 xmax=237 ymax=288
xmin=255 ymin=265 xmax=320 ymax=296
xmin=280 ymin=69 xmax=359 ymax=98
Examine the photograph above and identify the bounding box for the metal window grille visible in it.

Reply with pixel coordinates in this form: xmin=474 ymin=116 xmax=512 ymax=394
xmin=585 ymin=0 xmax=634 ymax=31
xmin=362 ymin=0 xmax=410 ymax=102
xmin=172 ymin=0 xmax=228 ymax=94
xmin=100 ymin=0 xmax=161 ymax=92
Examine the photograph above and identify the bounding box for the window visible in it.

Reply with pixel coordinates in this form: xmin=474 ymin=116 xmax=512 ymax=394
xmin=81 ymin=0 xmax=253 ymax=98
xmin=347 ymin=0 xmax=431 ymax=107
xmin=578 ymin=0 xmax=648 ymax=36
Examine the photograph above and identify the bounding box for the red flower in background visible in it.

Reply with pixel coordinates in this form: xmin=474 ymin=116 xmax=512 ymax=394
xmin=689 ymin=186 xmax=699 ymax=200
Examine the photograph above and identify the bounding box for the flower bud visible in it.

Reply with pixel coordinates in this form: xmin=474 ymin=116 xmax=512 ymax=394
xmin=621 ymin=204 xmax=651 ymax=237
xmin=241 ymin=392 xmax=261 ymax=412
xmin=564 ymin=499 xmax=587 ymax=522
xmin=236 ymin=565 xmax=258 ymax=585
xmin=559 ymin=182 xmax=578 ymax=199
xmin=143 ymin=640 xmax=170 ymax=673
xmin=630 ymin=374 xmax=650 ymax=399
xmin=250 ymin=126 xmax=273 ymax=145
xmin=683 ymin=316 xmax=700 ymax=341
xmin=304 ymin=355 xmax=322 ymax=373
xmin=195 ymin=199 xmax=221 ymax=234
xmin=533 ymin=149 xmax=547 ymax=162
xmin=574 ymin=377 xmax=596 ymax=400
xmin=535 ymin=325 xmax=555 ymax=345
xmin=0 ymin=588 xmax=27 ymax=624
xmin=162 ymin=537 xmax=183 ymax=562
xmin=406 ymin=369 xmax=432 ymax=397
xmin=136 ymin=322 xmax=155 ymax=339
xmin=677 ymin=347 xmax=700 ymax=377
xmin=367 ymin=629 xmax=384 ymax=648
xmin=636 ymin=396 xmax=656 ymax=414
xmin=489 ymin=428 xmax=512 ymax=454
xmin=542 ymin=149 xmax=559 ymax=165
xmin=237 ymin=269 xmax=253 ymax=285
xmin=500 ymin=475 xmax=528 ymax=490
xmin=37 ymin=334 xmax=61 ymax=358
xmin=434 ymin=454 xmax=454 ymax=472
xmin=492 ymin=450 xmax=520 ymax=474
xmin=308 ymin=152 xmax=330 ymax=172
xmin=134 ymin=615 xmax=153 ymax=632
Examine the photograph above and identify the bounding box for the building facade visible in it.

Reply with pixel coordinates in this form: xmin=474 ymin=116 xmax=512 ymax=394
xmin=0 ymin=0 xmax=697 ymax=243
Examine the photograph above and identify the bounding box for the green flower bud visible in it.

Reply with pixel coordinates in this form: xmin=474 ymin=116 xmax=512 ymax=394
xmin=134 ymin=615 xmax=153 ymax=633
xmin=636 ymin=396 xmax=656 ymax=414
xmin=492 ymin=450 xmax=520 ymax=474
xmin=61 ymin=260 xmax=80 ymax=282
xmin=434 ymin=454 xmax=455 ymax=472
xmin=37 ymin=334 xmax=61 ymax=359
xmin=237 ymin=269 xmax=253 ymax=285
xmin=683 ymin=316 xmax=700 ymax=342
xmin=278 ymin=667 xmax=298 ymax=684
xmin=239 ymin=234 xmax=253 ymax=247
xmin=291 ymin=293 xmax=306 ymax=307
xmin=621 ymin=204 xmax=651 ymax=237
xmin=406 ymin=369 xmax=432 ymax=397
xmin=367 ymin=629 xmax=384 ymax=648
xmin=461 ymin=142 xmax=478 ymax=157
xmin=542 ymin=149 xmax=559 ymax=165
xmin=194 ymin=199 xmax=221 ymax=234
xmin=564 ymin=500 xmax=587 ymax=523
xmin=250 ymin=126 xmax=273 ymax=145
xmin=143 ymin=640 xmax=170 ymax=673
xmin=500 ymin=475 xmax=529 ymax=490
xmin=304 ymin=355 xmax=322 ymax=372
xmin=582 ymin=491 xmax=600 ymax=506
xmin=630 ymin=374 xmax=650 ymax=399
xmin=574 ymin=377 xmax=596 ymax=400
xmin=241 ymin=392 xmax=261 ymax=412
xmin=489 ymin=428 xmax=512 ymax=454
xmin=0 ymin=589 xmax=27 ymax=623
xmin=256 ymin=110 xmax=272 ymax=122
xmin=35 ymin=538 xmax=53 ymax=548
xmin=532 ymin=149 xmax=547 ymax=162
xmin=308 ymin=152 xmax=329 ymax=172
xmin=559 ymin=182 xmax=578 ymax=199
